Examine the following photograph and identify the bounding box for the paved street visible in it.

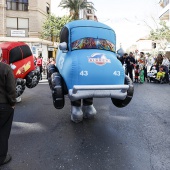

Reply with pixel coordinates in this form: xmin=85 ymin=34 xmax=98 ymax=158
xmin=1 ymin=80 xmax=170 ymax=170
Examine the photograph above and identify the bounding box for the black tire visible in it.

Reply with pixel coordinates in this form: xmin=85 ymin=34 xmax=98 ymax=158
xmin=47 ymin=64 xmax=58 ymax=89
xmin=51 ymin=72 xmax=65 ymax=109
xmin=16 ymin=78 xmax=26 ymax=97
xmin=26 ymin=69 xmax=40 ymax=88
xmin=111 ymin=75 xmax=134 ymax=108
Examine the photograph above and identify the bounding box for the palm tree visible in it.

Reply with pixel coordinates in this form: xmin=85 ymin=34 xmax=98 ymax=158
xmin=59 ymin=0 xmax=95 ymax=20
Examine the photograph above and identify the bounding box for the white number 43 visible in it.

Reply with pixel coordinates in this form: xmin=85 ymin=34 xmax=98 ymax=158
xmin=80 ymin=71 xmax=88 ymax=76
xmin=113 ymin=71 xmax=120 ymax=76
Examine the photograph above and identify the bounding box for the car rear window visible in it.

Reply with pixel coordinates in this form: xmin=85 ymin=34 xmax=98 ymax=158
xmin=20 ymin=45 xmax=32 ymax=59
xmin=71 ymin=37 xmax=115 ymax=52
xmin=9 ymin=45 xmax=32 ymax=63
xmin=9 ymin=47 xmax=22 ymax=63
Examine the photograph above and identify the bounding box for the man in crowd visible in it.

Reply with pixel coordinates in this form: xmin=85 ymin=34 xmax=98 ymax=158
xmin=125 ymin=52 xmax=136 ymax=81
xmin=119 ymin=53 xmax=128 ymax=65
xmin=0 ymin=48 xmax=16 ymax=166
xmin=119 ymin=53 xmax=128 ymax=75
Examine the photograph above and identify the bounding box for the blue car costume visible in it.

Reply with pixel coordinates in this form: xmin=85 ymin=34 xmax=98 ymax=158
xmin=48 ymin=20 xmax=134 ymax=123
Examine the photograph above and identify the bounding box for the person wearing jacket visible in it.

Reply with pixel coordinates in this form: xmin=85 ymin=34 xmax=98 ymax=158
xmin=0 ymin=48 xmax=16 ymax=166
xmin=125 ymin=52 xmax=136 ymax=81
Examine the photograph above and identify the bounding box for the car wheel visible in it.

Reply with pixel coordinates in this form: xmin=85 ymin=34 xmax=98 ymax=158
xmin=47 ymin=64 xmax=58 ymax=89
xmin=16 ymin=78 xmax=26 ymax=97
xmin=111 ymin=75 xmax=134 ymax=108
xmin=51 ymin=72 xmax=65 ymax=109
xmin=26 ymin=70 xmax=40 ymax=88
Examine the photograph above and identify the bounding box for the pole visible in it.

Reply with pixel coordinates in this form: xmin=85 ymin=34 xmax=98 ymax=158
xmin=52 ymin=36 xmax=56 ymax=58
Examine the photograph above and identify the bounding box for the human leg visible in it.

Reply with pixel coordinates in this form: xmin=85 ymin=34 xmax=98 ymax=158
xmin=144 ymin=67 xmax=147 ymax=81
xmin=0 ymin=104 xmax=14 ymax=165
xmin=82 ymin=98 xmax=96 ymax=119
xmin=164 ymin=66 xmax=169 ymax=83
xmin=139 ymin=70 xmax=144 ymax=83
xmin=40 ymin=66 xmax=43 ymax=80
xmin=71 ymin=100 xmax=83 ymax=123
xmin=129 ymin=68 xmax=133 ymax=81
xmin=126 ymin=67 xmax=130 ymax=78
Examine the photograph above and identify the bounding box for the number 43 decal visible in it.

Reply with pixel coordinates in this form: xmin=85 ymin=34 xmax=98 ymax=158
xmin=80 ymin=71 xmax=88 ymax=76
xmin=113 ymin=71 xmax=120 ymax=76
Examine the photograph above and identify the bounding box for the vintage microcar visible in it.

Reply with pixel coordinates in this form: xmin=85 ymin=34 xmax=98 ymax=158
xmin=48 ymin=20 xmax=134 ymax=120
xmin=0 ymin=42 xmax=40 ymax=97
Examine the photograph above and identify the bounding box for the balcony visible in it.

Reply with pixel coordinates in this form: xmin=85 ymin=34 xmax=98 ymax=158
xmin=159 ymin=1 xmax=170 ymax=20
xmin=159 ymin=8 xmax=169 ymax=20
xmin=159 ymin=0 xmax=169 ymax=8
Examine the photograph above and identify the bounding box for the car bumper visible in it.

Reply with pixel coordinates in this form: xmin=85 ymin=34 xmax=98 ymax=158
xmin=68 ymin=85 xmax=129 ymax=101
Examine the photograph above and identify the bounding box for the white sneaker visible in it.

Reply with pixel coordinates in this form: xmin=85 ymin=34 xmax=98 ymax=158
xmin=82 ymin=105 xmax=97 ymax=119
xmin=71 ymin=106 xmax=83 ymax=123
xmin=16 ymin=96 xmax=22 ymax=103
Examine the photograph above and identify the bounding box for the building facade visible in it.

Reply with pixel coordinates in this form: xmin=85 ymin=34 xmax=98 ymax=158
xmin=0 ymin=0 xmax=53 ymax=60
xmin=80 ymin=7 xmax=97 ymax=21
xmin=136 ymin=37 xmax=153 ymax=54
xmin=159 ymin=0 xmax=170 ymax=20
xmin=159 ymin=0 xmax=170 ymax=55
xmin=79 ymin=0 xmax=97 ymax=21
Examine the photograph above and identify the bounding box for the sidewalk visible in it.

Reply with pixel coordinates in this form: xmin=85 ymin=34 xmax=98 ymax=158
xmin=39 ymin=73 xmax=48 ymax=83
xmin=42 ymin=73 xmax=47 ymax=80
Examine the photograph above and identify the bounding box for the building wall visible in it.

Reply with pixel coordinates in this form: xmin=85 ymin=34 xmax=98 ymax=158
xmin=136 ymin=39 xmax=153 ymax=53
xmin=0 ymin=0 xmax=50 ymax=37
xmin=80 ymin=1 xmax=96 ymax=21
xmin=159 ymin=0 xmax=170 ymax=54
xmin=0 ymin=0 xmax=7 ymax=36
xmin=0 ymin=0 xmax=52 ymax=60
xmin=159 ymin=0 xmax=170 ymax=20
xmin=29 ymin=0 xmax=50 ymax=37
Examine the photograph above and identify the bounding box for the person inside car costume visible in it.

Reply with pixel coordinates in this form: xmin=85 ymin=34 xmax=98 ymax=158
xmin=47 ymin=20 xmax=134 ymax=123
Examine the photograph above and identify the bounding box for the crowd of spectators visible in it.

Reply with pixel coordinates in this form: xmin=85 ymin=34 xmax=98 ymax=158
xmin=118 ymin=51 xmax=170 ymax=84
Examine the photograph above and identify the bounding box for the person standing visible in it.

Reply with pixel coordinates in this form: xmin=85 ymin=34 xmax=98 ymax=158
xmin=162 ymin=54 xmax=169 ymax=70
xmin=146 ymin=53 xmax=155 ymax=72
xmin=138 ymin=52 xmax=147 ymax=81
xmin=134 ymin=64 xmax=140 ymax=83
xmin=125 ymin=52 xmax=136 ymax=81
xmin=47 ymin=58 xmax=56 ymax=77
xmin=162 ymin=54 xmax=170 ymax=83
xmin=45 ymin=58 xmax=50 ymax=79
xmin=155 ymin=54 xmax=163 ymax=72
xmin=0 ymin=48 xmax=16 ymax=166
xmin=36 ymin=55 xmax=43 ymax=80
xmin=47 ymin=58 xmax=58 ymax=89
xmin=119 ymin=53 xmax=128 ymax=74
xmin=119 ymin=53 xmax=128 ymax=65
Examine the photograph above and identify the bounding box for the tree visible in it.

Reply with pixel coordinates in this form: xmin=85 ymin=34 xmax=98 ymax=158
xmin=149 ymin=21 xmax=170 ymax=50
xmin=59 ymin=0 xmax=95 ymax=20
xmin=41 ymin=14 xmax=72 ymax=42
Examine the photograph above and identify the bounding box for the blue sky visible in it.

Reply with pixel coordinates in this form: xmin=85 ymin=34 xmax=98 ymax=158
xmin=51 ymin=0 xmax=161 ymax=50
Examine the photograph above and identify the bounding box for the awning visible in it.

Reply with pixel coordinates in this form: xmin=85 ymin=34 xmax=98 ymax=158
xmin=0 ymin=37 xmax=53 ymax=46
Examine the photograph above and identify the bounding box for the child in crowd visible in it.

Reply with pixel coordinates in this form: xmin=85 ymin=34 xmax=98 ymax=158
xmin=147 ymin=65 xmax=157 ymax=82
xmin=134 ymin=64 xmax=139 ymax=83
xmin=156 ymin=66 xmax=165 ymax=81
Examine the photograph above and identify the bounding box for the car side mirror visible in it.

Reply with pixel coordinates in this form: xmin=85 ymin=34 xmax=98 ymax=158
xmin=59 ymin=42 xmax=68 ymax=52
